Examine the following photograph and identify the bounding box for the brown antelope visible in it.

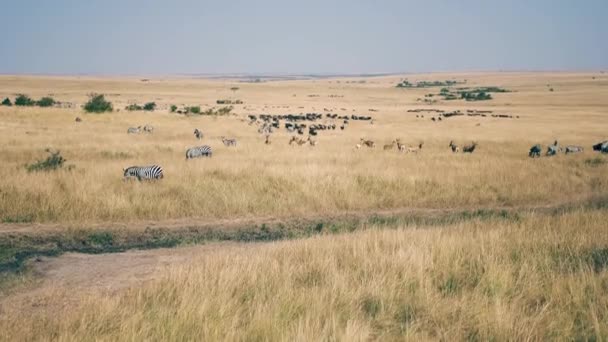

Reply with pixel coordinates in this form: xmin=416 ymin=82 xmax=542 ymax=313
xmin=407 ymin=142 xmax=424 ymax=153
xmin=396 ymin=139 xmax=406 ymax=153
xmin=449 ymin=140 xmax=459 ymax=153
xmin=360 ymin=138 xmax=375 ymax=148
xmin=383 ymin=140 xmax=396 ymax=150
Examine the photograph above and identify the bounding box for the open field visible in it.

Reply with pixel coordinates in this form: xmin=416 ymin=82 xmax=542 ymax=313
xmin=1 ymin=72 xmax=607 ymax=340
xmin=1 ymin=72 xmax=607 ymax=224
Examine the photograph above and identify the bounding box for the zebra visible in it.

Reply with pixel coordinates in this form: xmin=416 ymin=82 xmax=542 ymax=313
xmin=565 ymin=145 xmax=584 ymax=154
xmin=186 ymin=145 xmax=212 ymax=159
xmin=462 ymin=142 xmax=477 ymax=153
xmin=142 ymin=124 xmax=154 ymax=133
xmin=127 ymin=126 xmax=141 ymax=134
xmin=221 ymin=136 xmax=237 ymax=147
xmin=529 ymin=144 xmax=542 ymax=158
xmin=194 ymin=128 xmax=203 ymax=140
xmin=546 ymin=140 xmax=559 ymax=156
xmin=449 ymin=140 xmax=459 ymax=153
xmin=123 ymin=165 xmax=163 ymax=181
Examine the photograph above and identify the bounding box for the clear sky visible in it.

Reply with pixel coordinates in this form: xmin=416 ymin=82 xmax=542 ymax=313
xmin=1 ymin=0 xmax=606 ymax=74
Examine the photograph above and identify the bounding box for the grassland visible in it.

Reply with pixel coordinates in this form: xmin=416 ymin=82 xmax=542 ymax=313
xmin=2 ymin=208 xmax=608 ymax=340
xmin=0 ymin=72 xmax=607 ymax=340
xmin=0 ymin=72 xmax=607 ymax=224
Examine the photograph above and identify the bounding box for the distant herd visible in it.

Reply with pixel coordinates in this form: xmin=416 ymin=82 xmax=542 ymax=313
xmin=114 ymin=112 xmax=606 ymax=181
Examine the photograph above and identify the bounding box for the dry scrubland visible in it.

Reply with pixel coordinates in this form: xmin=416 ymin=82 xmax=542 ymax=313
xmin=0 ymin=72 xmax=607 ymax=224
xmin=1 ymin=209 xmax=608 ymax=340
xmin=1 ymin=73 xmax=608 ymax=340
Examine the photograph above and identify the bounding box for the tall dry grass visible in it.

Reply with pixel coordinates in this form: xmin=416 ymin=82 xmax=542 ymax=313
xmin=1 ymin=72 xmax=607 ymax=224
xmin=1 ymin=209 xmax=607 ymax=340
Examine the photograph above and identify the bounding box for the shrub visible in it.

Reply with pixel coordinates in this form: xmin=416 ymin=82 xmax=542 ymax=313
xmin=170 ymin=105 xmax=177 ymax=113
xmin=84 ymin=94 xmax=113 ymax=113
xmin=15 ymin=94 xmax=35 ymax=106
xmin=143 ymin=102 xmax=156 ymax=111
xmin=36 ymin=97 xmax=56 ymax=107
xmin=188 ymin=106 xmax=201 ymax=114
xmin=1 ymin=97 xmax=11 ymax=106
xmin=26 ymin=149 xmax=72 ymax=172
xmin=125 ymin=104 xmax=143 ymax=111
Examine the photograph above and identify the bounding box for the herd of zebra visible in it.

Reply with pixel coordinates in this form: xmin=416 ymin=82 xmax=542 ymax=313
xmin=528 ymin=140 xmax=608 ymax=157
xmin=122 ymin=128 xmax=237 ymax=181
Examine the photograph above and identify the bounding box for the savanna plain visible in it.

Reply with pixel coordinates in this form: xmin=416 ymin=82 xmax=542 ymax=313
xmin=0 ymin=72 xmax=607 ymax=340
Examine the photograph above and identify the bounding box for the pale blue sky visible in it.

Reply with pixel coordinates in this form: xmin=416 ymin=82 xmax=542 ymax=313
xmin=1 ymin=0 xmax=606 ymax=74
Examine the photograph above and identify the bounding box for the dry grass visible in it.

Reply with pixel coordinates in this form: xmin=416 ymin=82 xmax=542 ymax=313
xmin=0 ymin=72 xmax=607 ymax=224
xmin=1 ymin=209 xmax=607 ymax=340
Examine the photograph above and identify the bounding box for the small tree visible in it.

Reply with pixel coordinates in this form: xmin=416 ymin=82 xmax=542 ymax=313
xmin=15 ymin=94 xmax=35 ymax=106
xmin=36 ymin=96 xmax=56 ymax=107
xmin=143 ymin=102 xmax=156 ymax=111
xmin=1 ymin=97 xmax=11 ymax=106
xmin=170 ymin=105 xmax=177 ymax=112
xmin=189 ymin=106 xmax=201 ymax=114
xmin=84 ymin=94 xmax=113 ymax=113
xmin=26 ymin=149 xmax=69 ymax=172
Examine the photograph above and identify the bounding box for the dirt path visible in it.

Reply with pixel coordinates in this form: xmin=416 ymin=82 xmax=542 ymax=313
xmin=0 ymin=242 xmax=245 ymax=316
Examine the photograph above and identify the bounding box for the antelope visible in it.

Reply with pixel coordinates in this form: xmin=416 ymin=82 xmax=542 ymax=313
xmin=407 ymin=142 xmax=424 ymax=153
xmin=307 ymin=136 xmax=317 ymax=147
xmin=449 ymin=141 xmax=459 ymax=153
xmin=383 ymin=140 xmax=396 ymax=150
xmin=360 ymin=138 xmax=375 ymax=148
xmin=396 ymin=139 xmax=406 ymax=153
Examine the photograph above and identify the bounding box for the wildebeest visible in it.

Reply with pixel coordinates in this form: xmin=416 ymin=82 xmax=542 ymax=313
xmin=546 ymin=140 xmax=559 ymax=156
xmin=529 ymin=144 xmax=542 ymax=158
xmin=462 ymin=142 xmax=477 ymax=153
xmin=592 ymin=141 xmax=608 ymax=152
xmin=565 ymin=145 xmax=584 ymax=154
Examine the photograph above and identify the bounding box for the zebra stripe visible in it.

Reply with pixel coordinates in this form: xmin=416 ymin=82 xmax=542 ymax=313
xmin=123 ymin=165 xmax=163 ymax=181
xmin=186 ymin=145 xmax=212 ymax=159
xmin=127 ymin=127 xmax=141 ymax=134
xmin=221 ymin=137 xmax=237 ymax=147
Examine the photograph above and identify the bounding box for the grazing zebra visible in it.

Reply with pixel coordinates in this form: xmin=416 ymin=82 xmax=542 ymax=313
xmin=565 ymin=145 xmax=584 ymax=154
xmin=221 ymin=136 xmax=237 ymax=147
xmin=546 ymin=140 xmax=559 ymax=156
xmin=127 ymin=126 xmax=141 ymax=134
xmin=462 ymin=142 xmax=477 ymax=153
xmin=529 ymin=144 xmax=542 ymax=158
xmin=186 ymin=145 xmax=212 ymax=159
xmin=142 ymin=124 xmax=154 ymax=133
xmin=193 ymin=128 xmax=203 ymax=140
xmin=123 ymin=165 xmax=163 ymax=181
xmin=449 ymin=141 xmax=459 ymax=153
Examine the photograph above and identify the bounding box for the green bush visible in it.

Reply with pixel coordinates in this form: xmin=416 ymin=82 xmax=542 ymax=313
xmin=125 ymin=104 xmax=143 ymax=111
xmin=188 ymin=106 xmax=201 ymax=114
xmin=26 ymin=149 xmax=71 ymax=172
xmin=84 ymin=94 xmax=113 ymax=113
xmin=36 ymin=97 xmax=56 ymax=107
xmin=170 ymin=105 xmax=177 ymax=112
xmin=1 ymin=98 xmax=11 ymax=106
xmin=143 ymin=102 xmax=156 ymax=111
xmin=15 ymin=94 xmax=35 ymax=106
